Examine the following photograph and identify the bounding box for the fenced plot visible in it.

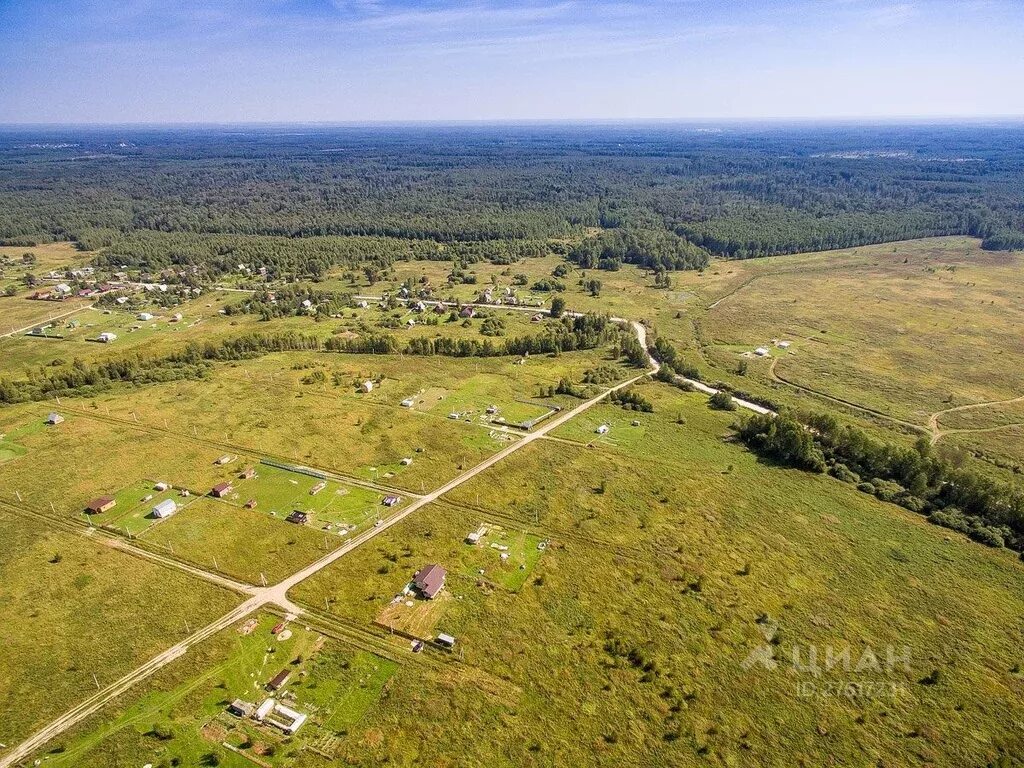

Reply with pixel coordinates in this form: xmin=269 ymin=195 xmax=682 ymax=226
xmin=226 ymin=463 xmax=388 ymax=531
xmin=86 ymin=479 xmax=193 ymax=536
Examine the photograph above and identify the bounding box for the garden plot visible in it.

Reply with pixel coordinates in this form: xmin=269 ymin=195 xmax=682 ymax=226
xmin=225 ymin=463 xmax=389 ymax=531
xmin=86 ymin=479 xmax=195 ymax=536
xmin=40 ymin=613 xmax=397 ymax=768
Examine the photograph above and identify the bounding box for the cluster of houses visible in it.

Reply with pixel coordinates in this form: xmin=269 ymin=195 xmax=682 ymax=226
xmin=30 ymin=282 xmax=115 ymax=301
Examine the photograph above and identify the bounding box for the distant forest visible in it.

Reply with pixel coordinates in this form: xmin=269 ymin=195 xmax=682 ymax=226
xmin=1 ymin=122 xmax=1023 ymax=278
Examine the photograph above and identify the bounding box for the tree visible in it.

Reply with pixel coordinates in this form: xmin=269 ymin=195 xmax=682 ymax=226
xmin=550 ymin=296 xmax=566 ymax=318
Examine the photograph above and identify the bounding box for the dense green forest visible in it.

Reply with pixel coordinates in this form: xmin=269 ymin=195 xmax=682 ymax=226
xmin=1 ymin=123 xmax=1023 ymax=278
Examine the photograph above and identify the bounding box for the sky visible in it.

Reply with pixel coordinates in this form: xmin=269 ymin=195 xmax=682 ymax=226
xmin=0 ymin=0 xmax=1022 ymax=123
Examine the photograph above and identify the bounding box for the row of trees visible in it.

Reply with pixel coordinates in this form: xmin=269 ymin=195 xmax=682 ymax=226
xmin=0 ymin=314 xmax=629 ymax=403
xmin=736 ymin=410 xmax=1024 ymax=551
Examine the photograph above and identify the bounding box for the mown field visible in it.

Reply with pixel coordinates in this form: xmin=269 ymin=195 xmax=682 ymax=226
xmin=0 ymin=509 xmax=240 ymax=755
xmin=289 ymin=383 xmax=1024 ymax=767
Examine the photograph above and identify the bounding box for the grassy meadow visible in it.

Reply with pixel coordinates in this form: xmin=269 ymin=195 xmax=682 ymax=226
xmin=0 ymin=509 xmax=240 ymax=755
xmin=691 ymin=237 xmax=1024 ymax=424
xmin=289 ymin=382 xmax=1024 ymax=767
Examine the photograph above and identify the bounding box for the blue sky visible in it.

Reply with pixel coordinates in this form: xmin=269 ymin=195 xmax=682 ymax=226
xmin=0 ymin=0 xmax=1022 ymax=123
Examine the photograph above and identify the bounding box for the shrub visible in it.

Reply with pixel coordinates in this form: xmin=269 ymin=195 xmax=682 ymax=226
xmin=708 ymin=391 xmax=735 ymax=411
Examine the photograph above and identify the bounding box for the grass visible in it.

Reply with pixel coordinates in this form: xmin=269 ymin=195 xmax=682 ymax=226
xmin=139 ymin=497 xmax=339 ymax=584
xmin=4 ymin=235 xmax=1024 ymax=766
xmin=87 ymin=479 xmax=192 ymax=536
xmin=0 ymin=405 xmax=252 ymax=519
xmin=0 ymin=242 xmax=91 ymax=290
xmin=0 ymin=510 xmax=240 ymax=753
xmin=72 ymin=349 xmax=614 ymax=494
xmin=220 ymin=463 xmax=388 ymax=530
xmin=36 ymin=612 xmax=398 ymax=768
xmin=288 ymin=382 xmax=1024 ymax=767
xmin=689 ymin=237 xmax=1024 ymax=424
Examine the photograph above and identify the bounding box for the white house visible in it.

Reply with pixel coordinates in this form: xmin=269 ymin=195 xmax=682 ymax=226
xmin=98 ymin=332 xmax=118 ymax=343
xmin=152 ymin=499 xmax=178 ymax=518
xmin=361 ymin=380 xmax=374 ymax=393
xmin=400 ymin=398 xmax=414 ymax=407
xmin=754 ymin=347 xmax=770 ymax=357
xmin=54 ymin=283 xmax=72 ymax=295
xmin=46 ymin=412 xmax=65 ymax=425
xmin=777 ymin=340 xmax=791 ymax=349
xmin=400 ymin=457 xmax=413 ymax=466
xmin=596 ymin=424 xmax=610 ymax=435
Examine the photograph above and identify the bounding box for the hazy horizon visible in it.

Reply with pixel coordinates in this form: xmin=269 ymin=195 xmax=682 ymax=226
xmin=2 ymin=1 xmax=1024 ymax=124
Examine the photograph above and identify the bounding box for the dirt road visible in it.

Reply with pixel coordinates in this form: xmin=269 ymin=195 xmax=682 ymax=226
xmin=0 ymin=321 xmax=657 ymax=768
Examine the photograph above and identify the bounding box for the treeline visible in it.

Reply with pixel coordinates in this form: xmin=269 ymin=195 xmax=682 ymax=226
xmin=736 ymin=411 xmax=1024 ymax=551
xmin=568 ymin=229 xmax=709 ymax=272
xmin=0 ymin=356 xmax=210 ymax=404
xmin=648 ymin=336 xmax=702 ymax=380
xmin=676 ymin=209 xmax=963 ymax=259
xmin=0 ymin=314 xmax=625 ymax=402
xmin=337 ymin=313 xmax=624 ymax=358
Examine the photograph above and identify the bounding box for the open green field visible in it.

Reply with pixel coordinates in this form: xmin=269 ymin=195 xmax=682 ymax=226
xmin=0 ymin=510 xmax=240 ymax=754
xmin=291 ymin=381 xmax=1024 ymax=766
xmin=935 ymin=397 xmax=1024 ymax=432
xmin=88 ymin=479 xmax=192 ymax=536
xmin=0 ymin=242 xmax=92 ymax=291
xmin=0 ymin=290 xmax=284 ymax=371
xmin=139 ymin=497 xmax=340 ymax=584
xmin=73 ymin=349 xmax=614 ymax=493
xmin=228 ymin=463 xmax=389 ymax=528
xmin=690 ymin=237 xmax=1024 ymax=426
xmin=0 ymin=406 xmax=249 ymax=519
xmin=0 ymin=294 xmax=94 ymax=335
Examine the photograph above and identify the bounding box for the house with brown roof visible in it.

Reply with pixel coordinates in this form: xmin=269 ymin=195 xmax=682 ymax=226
xmin=412 ymin=564 xmax=447 ymax=599
xmin=85 ymin=496 xmax=116 ymax=514
xmin=210 ymin=482 xmax=233 ymax=498
xmin=266 ymin=669 xmax=292 ymax=691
